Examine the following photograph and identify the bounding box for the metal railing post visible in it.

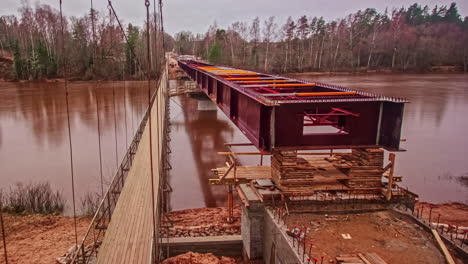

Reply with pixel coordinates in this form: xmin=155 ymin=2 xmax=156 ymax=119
xmin=81 ymin=244 xmax=86 ymax=264
xmin=107 ymin=193 xmax=112 ymax=221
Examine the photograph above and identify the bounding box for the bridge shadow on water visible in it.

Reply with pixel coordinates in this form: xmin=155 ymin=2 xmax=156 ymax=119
xmin=168 ymin=80 xmax=257 ymax=211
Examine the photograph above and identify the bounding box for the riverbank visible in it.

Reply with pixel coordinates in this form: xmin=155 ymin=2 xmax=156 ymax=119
xmin=1 ymin=202 xmax=466 ymax=263
xmin=285 ymin=69 xmax=467 ymax=77
xmin=0 ymin=214 xmax=90 ymax=264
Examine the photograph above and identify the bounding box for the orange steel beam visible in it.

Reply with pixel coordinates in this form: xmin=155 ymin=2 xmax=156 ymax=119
xmin=198 ymin=67 xmax=219 ymax=69
xmin=213 ymin=70 xmax=251 ymax=73
xmin=218 ymin=73 xmax=258 ymax=76
xmin=239 ymin=80 xmax=289 ymax=83
xmin=296 ymin=91 xmax=357 ymax=97
xmin=268 ymin=83 xmax=316 ymax=87
xmin=226 ymin=77 xmax=261 ymax=80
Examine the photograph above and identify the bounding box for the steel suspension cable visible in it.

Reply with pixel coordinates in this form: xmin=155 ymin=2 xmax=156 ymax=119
xmin=91 ymin=0 xmax=105 ymax=199
xmin=95 ymin=90 xmax=104 ymax=198
xmin=158 ymin=0 xmax=165 ymax=50
xmin=59 ymin=0 xmax=78 ymax=246
xmin=124 ymin=81 xmax=128 ymax=149
xmin=112 ymin=86 xmax=119 ymax=169
xmin=107 ymin=0 xmax=144 ymax=74
xmin=131 ymin=86 xmax=135 ymax=139
xmin=145 ymin=0 xmax=158 ymax=258
xmin=108 ymin=5 xmax=119 ymax=170
xmin=153 ymin=0 xmax=159 ymax=70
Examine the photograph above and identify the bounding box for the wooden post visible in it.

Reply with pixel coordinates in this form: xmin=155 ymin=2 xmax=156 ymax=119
xmin=429 ymin=206 xmax=433 ymax=225
xmin=386 ymin=153 xmax=396 ymax=200
xmin=227 ymin=185 xmax=233 ymax=223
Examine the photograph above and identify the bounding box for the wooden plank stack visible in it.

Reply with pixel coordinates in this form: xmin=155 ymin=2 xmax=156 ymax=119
xmin=343 ymin=149 xmax=384 ymax=193
xmin=271 ymin=148 xmax=386 ymax=196
xmin=271 ymin=149 xmax=349 ymax=195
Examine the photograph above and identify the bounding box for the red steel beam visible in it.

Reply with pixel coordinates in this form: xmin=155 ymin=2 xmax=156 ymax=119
xmin=177 ymin=59 xmax=408 ymax=152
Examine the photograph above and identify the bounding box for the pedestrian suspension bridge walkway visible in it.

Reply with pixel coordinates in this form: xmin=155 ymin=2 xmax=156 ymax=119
xmin=70 ymin=70 xmax=169 ymax=264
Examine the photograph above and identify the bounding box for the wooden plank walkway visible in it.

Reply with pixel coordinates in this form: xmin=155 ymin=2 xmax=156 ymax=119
xmin=96 ymin=77 xmax=167 ymax=264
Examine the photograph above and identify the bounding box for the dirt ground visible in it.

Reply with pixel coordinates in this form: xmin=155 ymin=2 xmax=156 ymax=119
xmin=0 ymin=214 xmax=91 ymax=264
xmin=161 ymin=206 xmax=241 ymax=238
xmin=285 ymin=209 xmax=466 ymax=264
xmin=416 ymin=202 xmax=468 ymax=227
xmin=162 ymin=252 xmax=242 ymax=264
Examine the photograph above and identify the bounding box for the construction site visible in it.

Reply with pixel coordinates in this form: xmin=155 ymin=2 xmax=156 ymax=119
xmin=159 ymin=56 xmax=468 ymax=264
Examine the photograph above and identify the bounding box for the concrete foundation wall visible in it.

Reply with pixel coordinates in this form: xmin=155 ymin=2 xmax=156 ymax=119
xmin=241 ymin=184 xmax=265 ymax=260
xmin=161 ymin=235 xmax=242 ymax=258
xmin=289 ymin=199 xmax=392 ymax=213
xmin=263 ymin=209 xmax=305 ymax=264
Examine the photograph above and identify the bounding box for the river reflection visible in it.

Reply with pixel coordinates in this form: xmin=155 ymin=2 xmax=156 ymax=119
xmin=289 ymin=73 xmax=468 ymax=204
xmin=168 ymin=79 xmax=257 ymax=210
xmin=0 ymin=81 xmax=147 ymax=213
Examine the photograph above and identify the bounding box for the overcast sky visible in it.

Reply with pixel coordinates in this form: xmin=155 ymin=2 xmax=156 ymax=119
xmin=2 ymin=0 xmax=467 ymax=35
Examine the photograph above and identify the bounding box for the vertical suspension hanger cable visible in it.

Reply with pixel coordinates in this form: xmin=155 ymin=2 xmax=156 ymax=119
xmin=153 ymin=0 xmax=158 ymax=71
xmin=108 ymin=3 xmax=119 ymax=170
xmin=96 ymin=92 xmax=104 ymax=198
xmin=113 ymin=86 xmax=119 ymax=169
xmin=90 ymin=0 xmax=104 ymax=199
xmin=131 ymin=82 xmax=135 ymax=138
xmin=59 ymin=0 xmax=78 ymax=246
xmin=124 ymin=78 xmax=128 ymax=150
xmin=158 ymin=0 xmax=165 ymax=51
xmin=145 ymin=0 xmax=158 ymax=258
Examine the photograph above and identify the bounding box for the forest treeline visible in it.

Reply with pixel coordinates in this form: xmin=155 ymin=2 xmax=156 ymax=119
xmin=174 ymin=3 xmax=468 ymax=73
xmin=1 ymin=3 xmax=467 ymax=80
xmin=0 ymin=3 xmax=174 ymax=80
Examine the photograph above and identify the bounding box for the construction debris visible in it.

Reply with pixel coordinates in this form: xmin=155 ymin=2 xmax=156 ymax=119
xmin=161 ymin=252 xmax=239 ymax=264
xmin=336 ymin=253 xmax=387 ymax=264
xmin=161 ymin=206 xmax=241 ymax=238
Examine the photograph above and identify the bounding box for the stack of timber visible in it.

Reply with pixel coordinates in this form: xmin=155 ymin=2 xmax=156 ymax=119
xmin=211 ymin=166 xmax=271 ymax=184
xmin=271 ymin=149 xmax=349 ymax=196
xmin=271 ymin=148 xmax=387 ymax=196
xmin=328 ymin=149 xmax=385 ymax=194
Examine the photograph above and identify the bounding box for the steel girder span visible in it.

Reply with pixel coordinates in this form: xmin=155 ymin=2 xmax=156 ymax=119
xmin=178 ymin=59 xmax=407 ymax=152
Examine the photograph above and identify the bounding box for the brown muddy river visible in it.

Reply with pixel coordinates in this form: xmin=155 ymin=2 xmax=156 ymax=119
xmin=0 ymin=74 xmax=467 ymax=214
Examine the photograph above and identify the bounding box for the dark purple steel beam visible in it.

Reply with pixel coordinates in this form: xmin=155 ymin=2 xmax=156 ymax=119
xmin=178 ymin=60 xmax=407 ymax=152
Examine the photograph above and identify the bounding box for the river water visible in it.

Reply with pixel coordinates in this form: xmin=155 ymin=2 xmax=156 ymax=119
xmin=0 ymin=81 xmax=148 ymax=213
xmin=290 ymin=73 xmax=468 ymax=204
xmin=0 ymin=74 xmax=467 ymax=214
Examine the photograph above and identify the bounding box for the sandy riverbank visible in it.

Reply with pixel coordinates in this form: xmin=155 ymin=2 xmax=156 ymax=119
xmin=0 ymin=214 xmax=90 ymax=264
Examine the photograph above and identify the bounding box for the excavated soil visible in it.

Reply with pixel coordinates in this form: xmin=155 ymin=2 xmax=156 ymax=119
xmin=161 ymin=206 xmax=241 ymax=238
xmin=0 ymin=214 xmax=91 ymax=264
xmin=162 ymin=252 xmax=241 ymax=264
xmin=416 ymin=202 xmax=468 ymax=227
xmin=285 ymin=209 xmax=466 ymax=264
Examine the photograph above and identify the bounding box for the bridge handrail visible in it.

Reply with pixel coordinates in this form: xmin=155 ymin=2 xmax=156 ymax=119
xmin=70 ymin=68 xmax=168 ymax=264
